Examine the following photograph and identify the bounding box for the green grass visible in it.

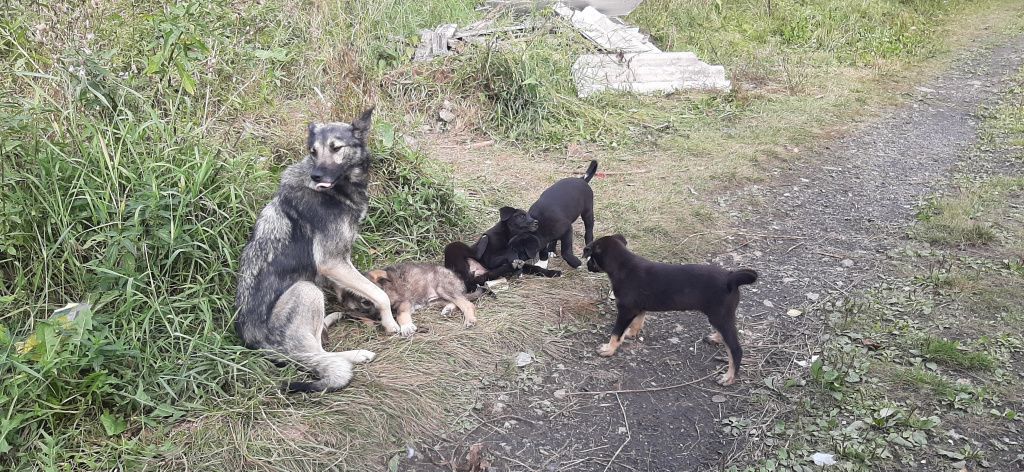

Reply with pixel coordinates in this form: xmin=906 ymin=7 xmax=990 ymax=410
xmin=3 ymin=0 xmax=1024 ymax=470
xmin=912 ymin=177 xmax=1024 ymax=246
xmin=902 ymin=367 xmax=958 ymax=397
xmin=0 ymin=1 xmax=468 ymax=469
xmin=920 ymin=337 xmax=997 ymax=371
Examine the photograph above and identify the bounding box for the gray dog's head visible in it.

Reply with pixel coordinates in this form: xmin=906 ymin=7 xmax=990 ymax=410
xmin=306 ymin=107 xmax=374 ymax=192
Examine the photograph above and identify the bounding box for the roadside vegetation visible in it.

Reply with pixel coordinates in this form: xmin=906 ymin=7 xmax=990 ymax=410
xmin=735 ymin=69 xmax=1024 ymax=471
xmin=1 ymin=0 xmax=1022 ymax=469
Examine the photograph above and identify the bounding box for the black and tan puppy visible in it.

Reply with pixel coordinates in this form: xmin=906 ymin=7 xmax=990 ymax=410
xmin=344 ymin=263 xmax=477 ymax=330
xmin=523 ymin=160 xmax=598 ymax=268
xmin=583 ymin=235 xmax=758 ymax=385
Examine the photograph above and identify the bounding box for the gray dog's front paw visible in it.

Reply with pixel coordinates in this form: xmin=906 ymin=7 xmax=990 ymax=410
xmin=399 ymin=322 xmax=417 ymax=337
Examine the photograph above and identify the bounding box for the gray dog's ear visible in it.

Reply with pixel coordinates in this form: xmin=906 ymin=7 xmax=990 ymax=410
xmin=306 ymin=123 xmax=319 ymax=153
xmin=351 ymin=107 xmax=374 ymax=140
xmin=611 ymin=234 xmax=628 ymax=246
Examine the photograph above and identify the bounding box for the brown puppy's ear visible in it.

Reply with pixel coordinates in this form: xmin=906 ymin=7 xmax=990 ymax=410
xmin=351 ymin=106 xmax=374 ymax=141
xmin=611 ymin=234 xmax=628 ymax=246
xmin=367 ymin=269 xmax=390 ymax=285
xmin=499 ymin=206 xmax=517 ymax=222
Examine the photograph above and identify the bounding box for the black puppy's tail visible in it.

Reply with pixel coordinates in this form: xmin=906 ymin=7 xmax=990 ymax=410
xmin=581 ymin=160 xmax=598 ymax=182
xmin=444 ymin=241 xmax=482 ymax=293
xmin=727 ymin=269 xmax=758 ymax=291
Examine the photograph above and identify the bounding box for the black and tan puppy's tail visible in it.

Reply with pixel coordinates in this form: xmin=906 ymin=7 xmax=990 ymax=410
xmin=581 ymin=160 xmax=598 ymax=182
xmin=727 ymin=269 xmax=759 ymax=291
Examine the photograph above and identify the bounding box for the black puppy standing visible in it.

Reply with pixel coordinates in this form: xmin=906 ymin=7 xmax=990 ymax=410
xmin=530 ymin=160 xmax=598 ymax=268
xmin=584 ymin=235 xmax=758 ymax=385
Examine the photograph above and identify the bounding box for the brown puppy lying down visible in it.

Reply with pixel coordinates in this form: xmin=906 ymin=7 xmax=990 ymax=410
xmin=343 ymin=263 xmax=477 ymax=331
xmin=583 ymin=235 xmax=758 ymax=385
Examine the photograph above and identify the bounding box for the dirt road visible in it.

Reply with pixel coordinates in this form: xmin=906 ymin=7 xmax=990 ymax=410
xmin=406 ymin=34 xmax=1024 ymax=471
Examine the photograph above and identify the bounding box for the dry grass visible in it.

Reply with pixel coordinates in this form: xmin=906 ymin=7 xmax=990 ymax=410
xmin=154 ymin=275 xmax=605 ymax=470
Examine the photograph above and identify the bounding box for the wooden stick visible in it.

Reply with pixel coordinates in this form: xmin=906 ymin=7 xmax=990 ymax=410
xmin=603 ymin=393 xmax=631 ymax=472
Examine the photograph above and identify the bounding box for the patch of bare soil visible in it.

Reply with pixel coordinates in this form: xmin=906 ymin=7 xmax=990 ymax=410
xmin=404 ymin=35 xmax=1024 ymax=471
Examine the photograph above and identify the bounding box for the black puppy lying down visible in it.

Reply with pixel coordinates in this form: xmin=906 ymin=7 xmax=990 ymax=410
xmin=445 ymin=207 xmax=559 ymax=291
xmin=584 ymin=235 xmax=758 ymax=385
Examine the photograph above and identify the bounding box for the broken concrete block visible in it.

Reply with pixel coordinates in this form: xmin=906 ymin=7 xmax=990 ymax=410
xmin=413 ymin=23 xmax=458 ymax=62
xmin=572 ymin=52 xmax=731 ymax=97
xmin=487 ymin=0 xmax=644 ymax=17
xmin=562 ymin=0 xmax=645 ymax=17
xmin=555 ymin=5 xmax=659 ymax=53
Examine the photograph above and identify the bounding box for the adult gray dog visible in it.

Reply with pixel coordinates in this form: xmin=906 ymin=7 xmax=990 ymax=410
xmin=235 ymin=108 xmax=410 ymax=393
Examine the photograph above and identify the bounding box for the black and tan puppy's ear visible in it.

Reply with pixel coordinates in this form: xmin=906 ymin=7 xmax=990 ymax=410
xmin=611 ymin=234 xmax=628 ymax=246
xmin=582 ymin=242 xmax=595 ymax=258
xmin=351 ymin=107 xmax=374 ymax=141
xmin=498 ymin=206 xmax=517 ymax=222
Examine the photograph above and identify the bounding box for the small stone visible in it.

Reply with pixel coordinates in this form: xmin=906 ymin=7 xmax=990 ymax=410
xmin=553 ymin=389 xmax=567 ymax=400
xmin=485 ymin=278 xmax=509 ymax=291
xmin=812 ymin=452 xmax=837 ymax=466
xmin=668 ymin=337 xmax=681 ymax=344
xmin=515 ymin=352 xmax=534 ymax=367
xmin=493 ymin=402 xmax=506 ymax=414
xmin=438 ymin=107 xmax=456 ymax=123
xmin=787 ymin=309 xmax=803 ymax=317
xmin=840 ymin=259 xmax=854 ymax=268
xmin=763 ymin=299 xmax=774 ymax=308
xmin=782 ymin=277 xmax=796 ymax=284
xmin=617 ymin=426 xmax=627 ymax=434
xmin=806 ymin=292 xmax=820 ymax=301
xmin=711 ymin=395 xmax=727 ymax=403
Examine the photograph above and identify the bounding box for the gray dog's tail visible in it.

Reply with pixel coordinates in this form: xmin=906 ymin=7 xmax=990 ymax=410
xmin=727 ymin=269 xmax=758 ymax=291
xmin=581 ymin=160 xmax=598 ymax=182
xmin=285 ymin=351 xmax=355 ymax=393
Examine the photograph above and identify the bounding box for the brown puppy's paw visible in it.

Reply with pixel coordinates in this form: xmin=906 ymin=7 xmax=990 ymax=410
xmin=717 ymin=373 xmax=736 ymax=386
xmin=597 ymin=343 xmax=617 ymax=357
xmin=706 ymin=332 xmax=724 ymax=345
xmin=463 ymin=317 xmax=476 ymax=328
